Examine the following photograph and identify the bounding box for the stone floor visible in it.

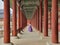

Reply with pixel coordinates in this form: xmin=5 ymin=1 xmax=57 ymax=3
xmin=10 ymin=26 xmax=46 ymax=45
xmin=0 ymin=26 xmax=60 ymax=45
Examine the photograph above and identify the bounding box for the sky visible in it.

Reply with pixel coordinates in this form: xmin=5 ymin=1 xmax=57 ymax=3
xmin=0 ymin=0 xmax=4 ymax=9
xmin=0 ymin=0 xmax=12 ymax=18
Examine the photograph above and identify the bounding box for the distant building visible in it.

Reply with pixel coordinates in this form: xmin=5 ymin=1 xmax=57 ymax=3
xmin=0 ymin=0 xmax=12 ymax=31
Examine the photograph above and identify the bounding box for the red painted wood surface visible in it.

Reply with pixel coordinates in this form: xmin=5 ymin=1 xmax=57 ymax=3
xmin=31 ymin=8 xmax=39 ymax=30
xmin=22 ymin=13 xmax=27 ymax=29
xmin=12 ymin=0 xmax=17 ymax=36
xmin=20 ymin=10 xmax=27 ymax=29
xmin=48 ymin=8 xmax=60 ymax=32
xmin=4 ymin=0 xmax=10 ymax=43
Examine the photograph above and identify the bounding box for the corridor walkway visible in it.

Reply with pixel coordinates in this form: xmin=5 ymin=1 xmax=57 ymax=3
xmin=0 ymin=26 xmax=60 ymax=45
xmin=10 ymin=26 xmax=46 ymax=45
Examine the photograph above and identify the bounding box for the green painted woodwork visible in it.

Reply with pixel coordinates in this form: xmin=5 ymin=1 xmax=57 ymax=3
xmin=10 ymin=0 xmax=55 ymax=19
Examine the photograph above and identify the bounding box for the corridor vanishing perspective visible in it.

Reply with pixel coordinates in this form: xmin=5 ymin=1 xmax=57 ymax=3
xmin=0 ymin=0 xmax=60 ymax=45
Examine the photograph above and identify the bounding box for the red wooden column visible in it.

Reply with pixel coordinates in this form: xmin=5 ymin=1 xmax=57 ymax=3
xmin=35 ymin=9 xmax=37 ymax=28
xmin=24 ymin=15 xmax=27 ymax=27
xmin=37 ymin=7 xmax=39 ymax=30
xmin=20 ymin=10 xmax=23 ymax=30
xmin=22 ymin=14 xmax=27 ymax=29
xmin=35 ymin=9 xmax=37 ymax=29
xmin=32 ymin=9 xmax=37 ymax=28
xmin=39 ymin=0 xmax=42 ymax=32
xmin=4 ymin=0 xmax=10 ymax=43
xmin=27 ymin=19 xmax=31 ymax=25
xmin=22 ymin=14 xmax=25 ymax=29
xmin=17 ymin=3 xmax=20 ymax=33
xmin=23 ymin=15 xmax=27 ymax=28
xmin=12 ymin=0 xmax=17 ymax=36
xmin=36 ymin=7 xmax=39 ymax=30
xmin=51 ymin=0 xmax=58 ymax=43
xmin=44 ymin=0 xmax=48 ymax=36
